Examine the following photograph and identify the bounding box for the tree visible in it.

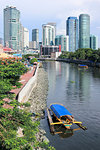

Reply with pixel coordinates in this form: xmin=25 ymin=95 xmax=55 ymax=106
xmin=30 ymin=58 xmax=38 ymax=64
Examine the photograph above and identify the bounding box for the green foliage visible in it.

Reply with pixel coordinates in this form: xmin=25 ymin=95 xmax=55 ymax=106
xmin=23 ymin=102 xmax=31 ymax=107
xmin=59 ymin=48 xmax=100 ymax=62
xmin=0 ymin=58 xmax=52 ymax=150
xmin=23 ymin=54 xmax=39 ymax=59
xmin=38 ymin=141 xmax=55 ymax=150
xmin=70 ymin=80 xmax=75 ymax=83
xmin=30 ymin=58 xmax=38 ymax=64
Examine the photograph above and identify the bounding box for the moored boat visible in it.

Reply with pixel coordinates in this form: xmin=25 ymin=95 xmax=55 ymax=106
xmin=50 ymin=103 xmax=82 ymax=129
xmin=78 ymin=64 xmax=88 ymax=68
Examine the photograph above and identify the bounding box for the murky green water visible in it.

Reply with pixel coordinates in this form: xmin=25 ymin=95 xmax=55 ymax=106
xmin=40 ymin=61 xmax=100 ymax=150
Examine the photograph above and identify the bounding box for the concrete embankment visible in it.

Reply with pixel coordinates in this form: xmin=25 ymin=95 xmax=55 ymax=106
xmin=18 ymin=65 xmax=38 ymax=103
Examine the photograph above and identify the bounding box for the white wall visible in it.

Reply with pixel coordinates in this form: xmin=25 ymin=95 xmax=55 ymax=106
xmin=24 ymin=28 xmax=29 ymax=48
xmin=18 ymin=66 xmax=38 ymax=103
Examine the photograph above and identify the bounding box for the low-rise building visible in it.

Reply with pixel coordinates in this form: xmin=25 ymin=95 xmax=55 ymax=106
xmin=40 ymin=45 xmax=60 ymax=58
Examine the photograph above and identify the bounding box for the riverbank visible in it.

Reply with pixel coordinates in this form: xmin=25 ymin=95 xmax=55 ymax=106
xmin=28 ymin=67 xmax=51 ymax=149
xmin=38 ymin=58 xmax=100 ymax=68
xmin=29 ymin=67 xmax=48 ymax=115
xmin=57 ymin=58 xmax=100 ymax=68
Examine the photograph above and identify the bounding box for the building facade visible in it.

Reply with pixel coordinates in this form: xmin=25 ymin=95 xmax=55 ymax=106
xmin=40 ymin=45 xmax=59 ymax=57
xmin=4 ymin=6 xmax=20 ymax=50
xmin=0 ymin=38 xmax=3 ymax=44
xmin=32 ymin=29 xmax=39 ymax=49
xmin=66 ymin=17 xmax=78 ymax=52
xmin=42 ymin=24 xmax=56 ymax=46
xmin=32 ymin=29 xmax=39 ymax=42
xmin=79 ymin=14 xmax=90 ymax=48
xmin=90 ymin=35 xmax=98 ymax=50
xmin=55 ymin=35 xmax=69 ymax=51
xmin=23 ymin=27 xmax=29 ymax=48
xmin=47 ymin=22 xmax=56 ymax=35
xmin=29 ymin=41 xmax=37 ymax=49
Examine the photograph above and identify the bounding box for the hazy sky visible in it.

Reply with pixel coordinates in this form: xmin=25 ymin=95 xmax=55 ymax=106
xmin=0 ymin=0 xmax=100 ymax=46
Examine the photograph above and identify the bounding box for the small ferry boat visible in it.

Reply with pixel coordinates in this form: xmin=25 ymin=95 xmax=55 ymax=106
xmin=78 ymin=64 xmax=88 ymax=68
xmin=49 ymin=103 xmax=82 ymax=129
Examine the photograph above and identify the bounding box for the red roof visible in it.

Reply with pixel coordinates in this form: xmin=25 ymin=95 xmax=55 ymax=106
xmin=3 ymin=47 xmax=12 ymax=51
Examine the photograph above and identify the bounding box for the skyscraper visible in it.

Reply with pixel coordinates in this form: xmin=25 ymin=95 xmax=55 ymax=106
xmin=42 ymin=24 xmax=56 ymax=46
xmin=4 ymin=6 xmax=20 ymax=50
xmin=55 ymin=35 xmax=69 ymax=51
xmin=47 ymin=22 xmax=56 ymax=35
xmin=66 ymin=17 xmax=78 ymax=52
xmin=32 ymin=29 xmax=39 ymax=42
xmin=23 ymin=28 xmax=29 ymax=48
xmin=79 ymin=14 xmax=90 ymax=48
xmin=32 ymin=29 xmax=39 ymax=49
xmin=0 ymin=38 xmax=3 ymax=44
xmin=90 ymin=35 xmax=98 ymax=50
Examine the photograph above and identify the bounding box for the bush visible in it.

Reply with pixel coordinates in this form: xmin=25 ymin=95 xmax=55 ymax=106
xmin=30 ymin=58 xmax=38 ymax=64
xmin=23 ymin=102 xmax=31 ymax=107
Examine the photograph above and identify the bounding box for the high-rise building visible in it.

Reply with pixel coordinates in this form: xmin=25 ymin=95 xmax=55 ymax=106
xmin=47 ymin=22 xmax=56 ymax=35
xmin=23 ymin=28 xmax=29 ymax=48
xmin=0 ymin=38 xmax=3 ymax=44
xmin=79 ymin=14 xmax=90 ymax=48
xmin=90 ymin=35 xmax=98 ymax=50
xmin=32 ymin=29 xmax=39 ymax=49
xmin=66 ymin=17 xmax=78 ymax=52
xmin=42 ymin=24 xmax=56 ymax=46
xmin=19 ymin=23 xmax=24 ymax=50
xmin=55 ymin=35 xmax=69 ymax=51
xmin=29 ymin=41 xmax=37 ymax=49
xmin=32 ymin=29 xmax=39 ymax=42
xmin=4 ymin=6 xmax=20 ymax=50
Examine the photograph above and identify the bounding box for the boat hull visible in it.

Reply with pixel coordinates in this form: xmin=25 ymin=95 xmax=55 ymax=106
xmin=50 ymin=104 xmax=72 ymax=129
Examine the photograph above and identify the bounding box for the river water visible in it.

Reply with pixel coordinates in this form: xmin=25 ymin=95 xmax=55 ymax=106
xmin=40 ymin=61 xmax=100 ymax=150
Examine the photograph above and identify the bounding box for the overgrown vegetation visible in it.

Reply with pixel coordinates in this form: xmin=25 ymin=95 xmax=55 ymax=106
xmin=59 ymin=48 xmax=100 ymax=62
xmin=30 ymin=58 xmax=38 ymax=64
xmin=22 ymin=54 xmax=39 ymax=60
xmin=0 ymin=57 xmax=54 ymax=150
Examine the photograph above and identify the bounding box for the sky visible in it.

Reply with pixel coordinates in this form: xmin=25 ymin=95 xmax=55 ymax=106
xmin=0 ymin=0 xmax=100 ymax=46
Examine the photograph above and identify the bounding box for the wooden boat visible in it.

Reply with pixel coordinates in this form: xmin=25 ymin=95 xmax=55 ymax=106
xmin=78 ymin=64 xmax=88 ymax=68
xmin=49 ymin=103 xmax=82 ymax=129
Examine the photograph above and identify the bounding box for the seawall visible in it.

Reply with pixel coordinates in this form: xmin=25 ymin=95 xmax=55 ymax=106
xmin=18 ymin=65 xmax=38 ymax=103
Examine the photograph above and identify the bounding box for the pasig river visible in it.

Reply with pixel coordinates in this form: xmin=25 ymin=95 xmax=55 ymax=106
xmin=40 ymin=61 xmax=100 ymax=150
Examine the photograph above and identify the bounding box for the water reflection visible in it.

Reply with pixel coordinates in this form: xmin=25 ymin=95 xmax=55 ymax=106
xmin=53 ymin=124 xmax=81 ymax=139
xmin=41 ymin=61 xmax=100 ymax=150
xmin=54 ymin=126 xmax=74 ymax=138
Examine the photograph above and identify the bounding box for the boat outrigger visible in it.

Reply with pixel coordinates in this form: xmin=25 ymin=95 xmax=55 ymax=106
xmin=47 ymin=103 xmax=87 ymax=132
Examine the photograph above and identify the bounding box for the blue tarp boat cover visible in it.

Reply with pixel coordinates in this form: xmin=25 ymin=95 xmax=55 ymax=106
xmin=50 ymin=104 xmax=72 ymax=118
xmin=79 ymin=64 xmax=87 ymax=66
